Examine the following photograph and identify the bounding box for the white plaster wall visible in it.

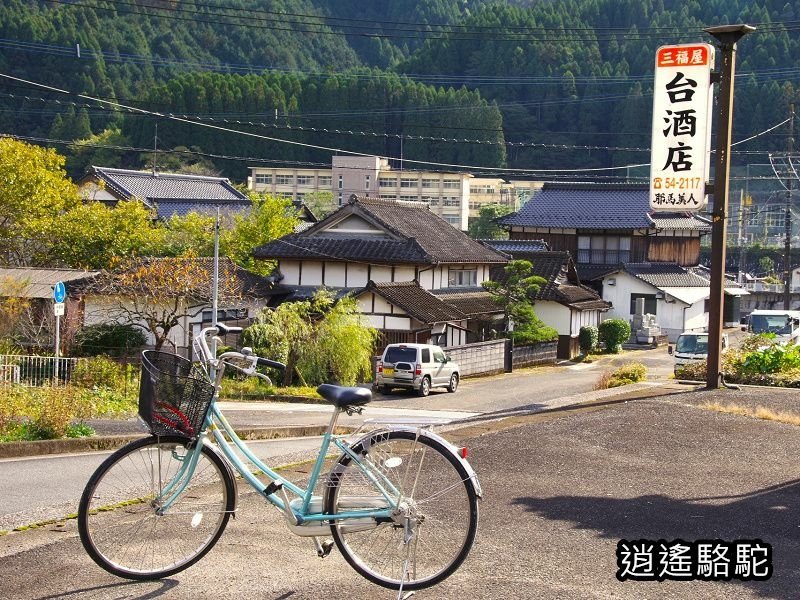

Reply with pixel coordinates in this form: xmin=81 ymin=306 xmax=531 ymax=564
xmin=385 ymin=315 xmax=412 ymax=330
xmin=601 ymin=272 xmax=708 ymax=342
xmin=356 ymin=295 xmax=372 ymax=313
xmin=324 ymin=262 xmax=346 ymax=286
xmin=347 ymin=263 xmax=369 ymax=287
xmin=395 ymin=266 xmax=416 ymax=283
xmin=533 ymin=301 xmax=572 ymax=335
xmin=280 ymin=260 xmax=301 ymax=286
xmin=373 ymin=295 xmax=393 ymax=313
xmin=300 ymin=261 xmax=323 ymax=286
xmin=366 ymin=314 xmax=384 ymax=329
xmin=371 ymin=265 xmax=392 ymax=283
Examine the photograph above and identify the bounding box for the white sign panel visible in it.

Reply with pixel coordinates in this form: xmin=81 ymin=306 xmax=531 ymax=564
xmin=54 ymin=302 xmax=65 ymax=316
xmin=649 ymin=43 xmax=715 ymax=212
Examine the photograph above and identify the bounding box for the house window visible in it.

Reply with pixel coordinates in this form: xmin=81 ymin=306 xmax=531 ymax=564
xmin=443 ymin=179 xmax=460 ymax=189
xmin=448 ymin=267 xmax=477 ymax=287
xmin=202 ymin=307 xmax=248 ymax=322
xmin=295 ymin=192 xmax=305 ymax=202
xmin=577 ymin=235 xmax=631 ymax=264
xmin=443 ymin=197 xmax=460 ymax=206
xmin=318 ymin=176 xmax=332 ymax=187
xmin=428 ymin=198 xmax=439 ymax=206
xmin=276 ymin=175 xmax=293 ymax=185
xmin=365 ymin=175 xmax=370 ymax=190
xmin=296 ymin=175 xmax=314 ymax=186
xmin=400 ymin=177 xmax=418 ymax=188
xmin=421 ymin=178 xmax=438 ymax=189
xmin=629 ymin=293 xmax=657 ymax=315
xmin=338 ymin=192 xmax=343 ymax=205
xmin=379 ymin=177 xmax=396 ymax=188
xmin=338 ymin=175 xmax=343 ymax=189
xmin=444 ymin=215 xmax=462 ymax=226
xmin=400 ymin=195 xmax=418 ymax=202
xmin=254 ymin=173 xmax=272 ymax=184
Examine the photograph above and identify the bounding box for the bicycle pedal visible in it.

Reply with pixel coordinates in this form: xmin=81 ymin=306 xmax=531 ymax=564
xmin=317 ymin=539 xmax=335 ymax=558
xmin=263 ymin=481 xmax=283 ymax=497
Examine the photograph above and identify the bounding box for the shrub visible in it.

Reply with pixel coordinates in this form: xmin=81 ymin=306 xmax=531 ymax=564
xmin=579 ymin=326 xmax=599 ymax=355
xmin=598 ymin=319 xmax=631 ymax=353
xmin=594 ymin=362 xmax=647 ymax=390
xmin=72 ymin=356 xmax=130 ymax=389
xmin=73 ymin=323 xmax=146 ymax=357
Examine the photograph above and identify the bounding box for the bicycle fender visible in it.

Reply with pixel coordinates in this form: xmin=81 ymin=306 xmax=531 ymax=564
xmin=355 ymin=427 xmax=483 ymax=500
xmin=201 ymin=438 xmax=239 ymax=515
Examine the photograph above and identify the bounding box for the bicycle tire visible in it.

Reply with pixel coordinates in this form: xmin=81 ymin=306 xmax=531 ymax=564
xmin=78 ymin=435 xmax=235 ymax=580
xmin=324 ymin=429 xmax=478 ymax=591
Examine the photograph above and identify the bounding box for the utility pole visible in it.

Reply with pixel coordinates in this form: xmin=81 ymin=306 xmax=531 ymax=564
xmin=705 ymin=24 xmax=755 ymax=390
xmin=784 ymin=105 xmax=795 ymax=309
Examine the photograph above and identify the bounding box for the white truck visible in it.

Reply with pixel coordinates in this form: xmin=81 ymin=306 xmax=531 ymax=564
xmin=745 ymin=309 xmax=800 ymax=345
xmin=669 ymin=331 xmax=728 ymax=375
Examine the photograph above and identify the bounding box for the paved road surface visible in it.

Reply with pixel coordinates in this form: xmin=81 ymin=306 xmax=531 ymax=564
xmin=2 ymin=387 xmax=799 ymax=599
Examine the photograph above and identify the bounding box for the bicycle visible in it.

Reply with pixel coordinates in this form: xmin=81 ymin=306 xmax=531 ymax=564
xmin=77 ymin=323 xmax=482 ymax=593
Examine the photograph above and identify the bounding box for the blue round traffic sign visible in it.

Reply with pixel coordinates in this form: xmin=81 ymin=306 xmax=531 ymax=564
xmin=53 ymin=281 xmax=66 ymax=303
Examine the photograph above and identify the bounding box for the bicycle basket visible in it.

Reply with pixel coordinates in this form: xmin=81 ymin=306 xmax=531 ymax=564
xmin=138 ymin=350 xmax=215 ymax=437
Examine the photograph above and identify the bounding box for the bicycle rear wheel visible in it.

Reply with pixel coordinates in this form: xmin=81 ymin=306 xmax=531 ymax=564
xmin=324 ymin=430 xmax=478 ymax=591
xmin=78 ymin=435 xmax=235 ymax=580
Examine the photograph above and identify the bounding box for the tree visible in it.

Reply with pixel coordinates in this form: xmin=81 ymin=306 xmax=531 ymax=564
xmin=220 ymin=193 xmax=299 ymax=276
xmin=0 ymin=138 xmax=81 ymax=265
xmin=482 ymin=260 xmax=557 ymax=343
xmin=302 ymin=191 xmax=337 ymax=220
xmin=242 ymin=290 xmax=378 ymax=386
xmin=83 ymin=257 xmax=249 ymax=350
xmin=46 ymin=200 xmax=162 ymax=270
xmin=468 ymin=204 xmax=511 ymax=240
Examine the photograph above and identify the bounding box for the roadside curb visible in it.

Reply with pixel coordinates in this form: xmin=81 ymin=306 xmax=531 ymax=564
xmin=0 ymin=425 xmax=354 ymax=460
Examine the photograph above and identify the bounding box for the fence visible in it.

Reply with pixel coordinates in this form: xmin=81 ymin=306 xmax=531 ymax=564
xmin=512 ymin=341 xmax=558 ymax=368
xmin=0 ymin=355 xmax=79 ymax=387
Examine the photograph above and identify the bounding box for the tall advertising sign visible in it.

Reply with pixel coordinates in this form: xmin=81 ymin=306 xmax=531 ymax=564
xmin=649 ymin=43 xmax=715 ymax=212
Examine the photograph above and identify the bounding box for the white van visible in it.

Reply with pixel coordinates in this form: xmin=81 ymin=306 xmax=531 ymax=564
xmin=669 ymin=332 xmax=728 ymax=375
xmin=375 ymin=343 xmax=460 ymax=397
xmin=746 ymin=310 xmax=800 ymax=345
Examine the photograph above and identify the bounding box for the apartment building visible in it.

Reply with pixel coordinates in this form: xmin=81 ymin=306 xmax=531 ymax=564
xmin=249 ymin=156 xmax=473 ymax=230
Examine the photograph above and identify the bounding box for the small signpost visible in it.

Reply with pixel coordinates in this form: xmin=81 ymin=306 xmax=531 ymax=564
xmin=649 ymin=43 xmax=715 ymax=212
xmin=53 ymin=281 xmax=65 ymax=377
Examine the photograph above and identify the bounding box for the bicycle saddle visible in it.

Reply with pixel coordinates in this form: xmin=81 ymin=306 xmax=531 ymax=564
xmin=316 ymin=384 xmax=372 ymax=408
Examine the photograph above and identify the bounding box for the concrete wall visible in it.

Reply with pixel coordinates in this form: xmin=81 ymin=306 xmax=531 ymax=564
xmin=513 ymin=341 xmax=558 ymax=367
xmin=444 ymin=339 xmax=507 ymax=377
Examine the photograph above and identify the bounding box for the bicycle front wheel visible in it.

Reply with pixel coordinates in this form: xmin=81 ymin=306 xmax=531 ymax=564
xmin=324 ymin=430 xmax=478 ymax=591
xmin=78 ymin=435 xmax=235 ymax=580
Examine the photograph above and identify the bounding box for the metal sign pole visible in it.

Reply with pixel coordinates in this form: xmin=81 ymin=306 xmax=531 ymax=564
xmin=704 ymin=24 xmax=755 ymax=390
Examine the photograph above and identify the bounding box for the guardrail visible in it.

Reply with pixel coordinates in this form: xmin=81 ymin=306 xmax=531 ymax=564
xmin=0 ymin=355 xmax=79 ymax=387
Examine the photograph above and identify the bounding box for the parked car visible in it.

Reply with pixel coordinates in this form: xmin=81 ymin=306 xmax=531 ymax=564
xmin=375 ymin=343 xmax=460 ymax=397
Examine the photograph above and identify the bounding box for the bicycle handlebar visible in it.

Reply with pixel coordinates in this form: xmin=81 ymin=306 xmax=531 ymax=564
xmin=257 ymin=357 xmax=287 ymax=371
xmin=194 ymin=324 xmax=285 ymax=373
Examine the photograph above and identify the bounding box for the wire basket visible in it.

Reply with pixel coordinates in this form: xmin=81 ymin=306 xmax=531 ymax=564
xmin=138 ymin=350 xmax=215 ymax=438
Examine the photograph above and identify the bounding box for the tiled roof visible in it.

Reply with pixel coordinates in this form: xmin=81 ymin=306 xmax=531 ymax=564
xmin=689 ymin=265 xmax=747 ymax=290
xmin=432 ymin=289 xmax=503 ymax=317
xmin=623 ymin=263 xmax=710 ymax=288
xmin=577 ymin=264 xmax=620 ymax=282
xmin=253 ymin=236 xmax=430 ymax=264
xmin=480 ymin=239 xmax=549 ymax=255
xmin=89 ymin=166 xmax=250 ymax=218
xmin=363 ymin=281 xmax=467 ymax=323
xmin=75 ymin=257 xmax=274 ymax=299
xmin=489 ymin=250 xmax=609 ymax=310
xmin=0 ymin=267 xmax=100 ymax=298
xmin=293 ymin=196 xmax=508 ymax=265
xmin=498 ymin=183 xmax=709 ymax=231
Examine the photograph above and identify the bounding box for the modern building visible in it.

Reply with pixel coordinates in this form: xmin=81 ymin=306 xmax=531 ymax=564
xmin=249 ymin=157 xmax=545 ymax=231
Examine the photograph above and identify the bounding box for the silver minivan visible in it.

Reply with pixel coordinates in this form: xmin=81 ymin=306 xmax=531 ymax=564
xmin=375 ymin=343 xmax=459 ymax=397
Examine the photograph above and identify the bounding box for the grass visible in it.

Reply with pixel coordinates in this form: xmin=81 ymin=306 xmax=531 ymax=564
xmin=593 ymin=362 xmax=647 ymax=390
xmin=700 ymin=401 xmax=800 ymax=426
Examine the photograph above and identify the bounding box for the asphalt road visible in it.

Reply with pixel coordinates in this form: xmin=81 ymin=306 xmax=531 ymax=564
xmin=2 ymin=385 xmax=799 ymax=599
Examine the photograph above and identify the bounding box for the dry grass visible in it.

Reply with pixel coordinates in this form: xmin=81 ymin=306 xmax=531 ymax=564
xmin=700 ymin=401 xmax=800 ymax=426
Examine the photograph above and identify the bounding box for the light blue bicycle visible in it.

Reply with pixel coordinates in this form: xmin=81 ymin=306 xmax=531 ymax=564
xmin=78 ymin=324 xmax=481 ymax=592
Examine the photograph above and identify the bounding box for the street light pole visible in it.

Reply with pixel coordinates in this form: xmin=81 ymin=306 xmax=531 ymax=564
xmin=704 ymin=24 xmax=755 ymax=390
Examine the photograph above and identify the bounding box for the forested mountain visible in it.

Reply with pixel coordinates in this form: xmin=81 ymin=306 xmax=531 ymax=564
xmin=0 ymin=0 xmax=799 ymax=179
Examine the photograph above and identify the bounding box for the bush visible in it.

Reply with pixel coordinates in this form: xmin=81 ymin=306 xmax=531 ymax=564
xmin=73 ymin=323 xmax=146 ymax=357
xmin=594 ymin=362 xmax=647 ymax=390
xmin=72 ymin=356 xmax=133 ymax=389
xmin=598 ymin=319 xmax=631 ymax=353
xmin=579 ymin=326 xmax=599 ymax=355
